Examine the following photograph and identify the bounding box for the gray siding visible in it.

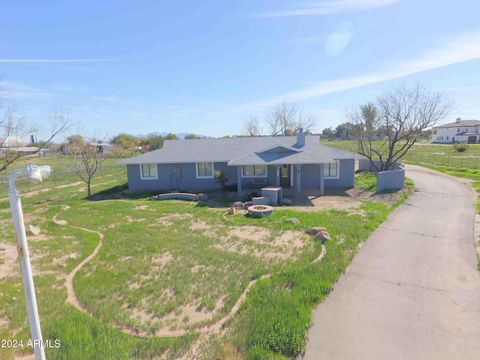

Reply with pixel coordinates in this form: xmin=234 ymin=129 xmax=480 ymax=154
xmin=127 ymin=162 xmax=236 ymax=193
xmin=126 ymin=159 xmax=355 ymax=193
xmin=324 ymin=159 xmax=355 ymax=188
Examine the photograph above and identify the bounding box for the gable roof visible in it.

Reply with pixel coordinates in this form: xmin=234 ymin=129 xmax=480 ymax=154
xmin=433 ymin=119 xmax=480 ymax=129
xmin=119 ymin=135 xmax=362 ymax=165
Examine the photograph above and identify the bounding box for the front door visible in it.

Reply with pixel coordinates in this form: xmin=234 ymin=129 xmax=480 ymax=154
xmin=280 ymin=164 xmax=291 ymax=187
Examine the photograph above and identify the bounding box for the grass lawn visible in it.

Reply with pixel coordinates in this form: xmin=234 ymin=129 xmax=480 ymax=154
xmin=0 ymin=156 xmax=412 ymax=359
xmin=323 ymin=139 xmax=480 ymax=170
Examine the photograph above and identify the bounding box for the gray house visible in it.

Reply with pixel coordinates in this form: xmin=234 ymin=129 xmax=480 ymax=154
xmin=120 ymin=130 xmax=361 ymax=195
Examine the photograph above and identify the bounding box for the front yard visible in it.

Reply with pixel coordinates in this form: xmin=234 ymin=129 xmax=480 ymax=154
xmin=0 ymin=161 xmax=412 ymax=359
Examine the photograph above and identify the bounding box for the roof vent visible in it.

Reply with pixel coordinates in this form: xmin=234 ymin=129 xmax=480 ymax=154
xmin=456 ymin=117 xmax=462 ymax=123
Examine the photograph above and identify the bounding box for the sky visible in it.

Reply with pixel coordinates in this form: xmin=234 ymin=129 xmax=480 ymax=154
xmin=1 ymin=0 xmax=480 ymax=139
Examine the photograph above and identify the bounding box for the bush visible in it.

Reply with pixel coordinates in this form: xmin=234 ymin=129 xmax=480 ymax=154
xmin=453 ymin=143 xmax=468 ymax=152
xmin=214 ymin=170 xmax=228 ymax=191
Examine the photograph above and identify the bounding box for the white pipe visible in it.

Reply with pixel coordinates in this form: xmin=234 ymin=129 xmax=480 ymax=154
xmin=8 ymin=174 xmax=46 ymax=360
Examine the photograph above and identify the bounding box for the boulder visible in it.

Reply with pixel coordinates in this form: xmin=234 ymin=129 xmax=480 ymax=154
xmin=307 ymin=226 xmax=331 ymax=243
xmin=243 ymin=201 xmax=253 ymax=209
xmin=314 ymin=230 xmax=331 ymax=243
xmin=232 ymin=201 xmax=244 ymax=209
xmin=286 ymin=218 xmax=300 ymax=225
xmin=27 ymin=225 xmax=41 ymax=236
xmin=307 ymin=227 xmax=327 ymax=236
xmin=195 ymin=193 xmax=209 ymax=201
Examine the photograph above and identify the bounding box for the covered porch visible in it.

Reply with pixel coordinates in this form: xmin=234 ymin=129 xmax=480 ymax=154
xmin=235 ymin=163 xmax=329 ymax=196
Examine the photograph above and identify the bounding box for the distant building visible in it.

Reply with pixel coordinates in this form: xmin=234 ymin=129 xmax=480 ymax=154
xmin=0 ymin=135 xmax=33 ymax=147
xmin=431 ymin=118 xmax=480 ymax=144
xmin=0 ymin=146 xmax=39 ymax=159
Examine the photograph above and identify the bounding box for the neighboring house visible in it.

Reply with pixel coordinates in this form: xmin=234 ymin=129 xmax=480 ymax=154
xmin=120 ymin=130 xmax=362 ymax=195
xmin=0 ymin=146 xmax=39 ymax=159
xmin=431 ymin=118 xmax=480 ymax=144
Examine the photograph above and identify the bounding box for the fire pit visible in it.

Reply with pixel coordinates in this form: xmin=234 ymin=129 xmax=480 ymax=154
xmin=248 ymin=204 xmax=274 ymax=218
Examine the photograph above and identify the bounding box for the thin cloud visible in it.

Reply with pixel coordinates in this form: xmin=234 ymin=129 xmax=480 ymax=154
xmin=325 ymin=21 xmax=356 ymax=56
xmin=237 ymin=31 xmax=480 ymax=110
xmin=0 ymin=58 xmax=115 ymax=63
xmin=250 ymin=0 xmax=401 ymax=18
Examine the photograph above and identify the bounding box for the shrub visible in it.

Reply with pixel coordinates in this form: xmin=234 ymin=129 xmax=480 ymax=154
xmin=214 ymin=170 xmax=228 ymax=191
xmin=453 ymin=143 xmax=468 ymax=152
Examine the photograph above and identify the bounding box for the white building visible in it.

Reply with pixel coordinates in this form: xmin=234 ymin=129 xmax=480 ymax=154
xmin=431 ymin=118 xmax=480 ymax=144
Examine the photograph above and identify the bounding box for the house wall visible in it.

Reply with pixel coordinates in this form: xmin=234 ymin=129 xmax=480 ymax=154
xmin=126 ymin=162 xmax=236 ymax=193
xmin=127 ymin=159 xmax=356 ymax=193
xmin=324 ymin=159 xmax=355 ymax=188
xmin=431 ymin=126 xmax=480 ymax=143
xmin=291 ymin=159 xmax=355 ymax=189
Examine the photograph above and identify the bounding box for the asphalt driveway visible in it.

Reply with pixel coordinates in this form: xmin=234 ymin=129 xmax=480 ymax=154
xmin=302 ymin=165 xmax=480 ymax=360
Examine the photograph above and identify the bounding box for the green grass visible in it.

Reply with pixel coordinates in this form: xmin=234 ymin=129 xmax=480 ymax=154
xmin=323 ymin=139 xmax=480 ymax=170
xmin=0 ymin=156 xmax=412 ymax=359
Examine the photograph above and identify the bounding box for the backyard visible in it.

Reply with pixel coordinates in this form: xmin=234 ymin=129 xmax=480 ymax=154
xmin=0 ymin=156 xmax=411 ymax=359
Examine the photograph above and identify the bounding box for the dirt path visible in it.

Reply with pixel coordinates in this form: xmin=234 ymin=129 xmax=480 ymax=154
xmin=53 ymin=206 xmax=327 ymax=339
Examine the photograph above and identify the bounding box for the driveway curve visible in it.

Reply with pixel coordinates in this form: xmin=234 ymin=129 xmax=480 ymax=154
xmin=303 ymin=165 xmax=480 ymax=360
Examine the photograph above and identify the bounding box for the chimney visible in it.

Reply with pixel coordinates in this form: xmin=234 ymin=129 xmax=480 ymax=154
xmin=296 ymin=127 xmax=305 ymax=148
xmin=456 ymin=117 xmax=461 ymax=123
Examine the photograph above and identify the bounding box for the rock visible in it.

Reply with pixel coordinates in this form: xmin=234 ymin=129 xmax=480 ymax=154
xmin=314 ymin=230 xmax=331 ymax=243
xmin=243 ymin=201 xmax=253 ymax=209
xmin=232 ymin=201 xmax=244 ymax=209
xmin=307 ymin=226 xmax=331 ymax=242
xmin=228 ymin=207 xmax=236 ymax=215
xmin=286 ymin=218 xmax=300 ymax=224
xmin=195 ymin=193 xmax=209 ymax=201
xmin=307 ymin=227 xmax=327 ymax=236
xmin=27 ymin=225 xmax=41 ymax=236
xmin=279 ymin=198 xmax=292 ymax=206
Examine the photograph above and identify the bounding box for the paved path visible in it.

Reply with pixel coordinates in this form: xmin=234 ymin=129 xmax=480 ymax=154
xmin=303 ymin=165 xmax=480 ymax=360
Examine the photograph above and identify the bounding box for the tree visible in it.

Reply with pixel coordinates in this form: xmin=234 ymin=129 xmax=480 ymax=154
xmin=111 ymin=133 xmax=138 ymax=151
xmin=71 ymin=138 xmax=106 ymax=199
xmin=267 ymin=102 xmax=316 ymax=136
xmin=350 ymin=85 xmax=450 ymax=171
xmin=164 ymin=133 xmax=178 ymax=140
xmin=243 ymin=117 xmax=262 ymax=136
xmin=0 ymin=105 xmax=68 ymax=172
xmin=322 ymin=127 xmax=335 ymax=140
xmin=67 ymin=134 xmax=86 ymax=146
xmin=184 ymin=133 xmax=200 ymax=140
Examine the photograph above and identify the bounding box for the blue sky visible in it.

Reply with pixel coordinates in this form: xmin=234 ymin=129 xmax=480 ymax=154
xmin=1 ymin=0 xmax=480 ymax=138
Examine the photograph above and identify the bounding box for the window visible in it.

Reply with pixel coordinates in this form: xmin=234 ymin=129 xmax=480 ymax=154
xmin=324 ymin=160 xmax=339 ymax=179
xmin=242 ymin=165 xmax=267 ymax=177
xmin=433 ymin=130 xmax=437 ymax=135
xmin=196 ymin=162 xmax=214 ymax=178
xmin=140 ymin=164 xmax=158 ymax=180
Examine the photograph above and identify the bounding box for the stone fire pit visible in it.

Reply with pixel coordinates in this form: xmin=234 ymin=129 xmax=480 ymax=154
xmin=248 ymin=204 xmax=274 ymax=218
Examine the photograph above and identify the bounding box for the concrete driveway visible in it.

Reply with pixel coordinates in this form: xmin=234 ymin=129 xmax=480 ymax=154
xmin=302 ymin=165 xmax=480 ymax=360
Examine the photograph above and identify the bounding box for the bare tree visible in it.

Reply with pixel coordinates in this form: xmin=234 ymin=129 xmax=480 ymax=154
xmin=350 ymin=84 xmax=450 ymax=171
xmin=71 ymin=138 xmax=106 ymax=199
xmin=267 ymin=102 xmax=315 ymax=136
xmin=0 ymin=99 xmax=68 ymax=172
xmin=243 ymin=116 xmax=262 ymax=136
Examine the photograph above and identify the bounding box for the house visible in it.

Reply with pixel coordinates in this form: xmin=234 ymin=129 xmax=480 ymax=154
xmin=119 ymin=130 xmax=362 ymax=195
xmin=0 ymin=146 xmax=39 ymax=159
xmin=431 ymin=118 xmax=480 ymax=144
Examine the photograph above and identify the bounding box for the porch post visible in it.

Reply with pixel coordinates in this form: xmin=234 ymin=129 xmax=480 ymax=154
xmin=319 ymin=164 xmax=325 ymax=196
xmin=237 ymin=166 xmax=242 ymax=195
xmin=295 ymin=165 xmax=301 ymax=194
xmin=275 ymin=165 xmax=281 ymax=187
